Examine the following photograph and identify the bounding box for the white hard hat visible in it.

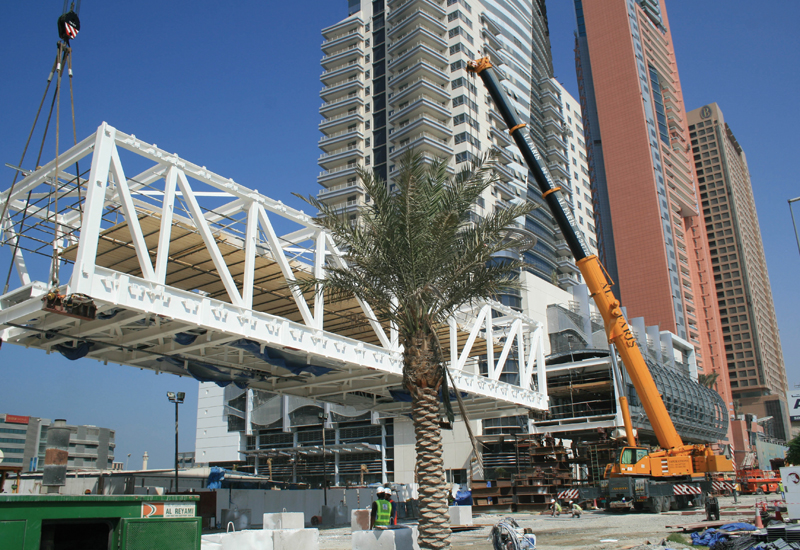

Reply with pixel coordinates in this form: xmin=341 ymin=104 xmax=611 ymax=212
xmin=569 ymin=500 xmax=573 ymax=504
xmin=550 ymin=499 xmax=555 ymax=503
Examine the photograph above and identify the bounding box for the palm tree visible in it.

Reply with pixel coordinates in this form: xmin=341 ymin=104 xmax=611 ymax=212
xmin=298 ymin=151 xmax=533 ymax=549
xmin=698 ymin=371 xmax=719 ymax=389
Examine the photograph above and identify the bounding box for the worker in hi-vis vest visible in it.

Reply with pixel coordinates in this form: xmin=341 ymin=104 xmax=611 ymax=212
xmin=371 ymin=487 xmax=394 ymax=529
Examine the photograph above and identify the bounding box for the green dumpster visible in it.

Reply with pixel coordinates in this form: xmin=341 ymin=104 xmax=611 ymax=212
xmin=0 ymin=494 xmax=200 ymax=550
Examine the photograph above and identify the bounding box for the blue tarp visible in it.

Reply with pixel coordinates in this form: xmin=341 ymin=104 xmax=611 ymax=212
xmin=207 ymin=466 xmax=226 ymax=489
xmin=54 ymin=341 xmax=93 ymax=360
xmin=228 ymin=339 xmax=333 ymax=377
xmin=174 ymin=332 xmax=200 ymax=345
xmin=157 ymin=356 xmax=254 ymax=388
xmin=96 ymin=308 xmax=122 ymax=320
xmin=691 ymin=523 xmax=756 ymax=547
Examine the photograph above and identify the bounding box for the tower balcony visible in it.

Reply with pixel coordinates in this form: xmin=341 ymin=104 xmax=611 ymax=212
xmin=389 ymin=93 xmax=450 ymax=122
xmin=388 ymin=25 xmax=446 ymax=55
xmin=493 ymin=178 xmax=517 ymax=201
xmin=317 ymin=163 xmax=361 ymax=186
xmin=321 ymin=15 xmax=364 ymax=41
xmin=389 ymin=114 xmax=450 ymax=144
xmin=556 ymin=257 xmax=580 ymax=274
xmin=557 ymin=272 xmax=580 ymax=288
xmin=318 ymin=127 xmax=363 ymax=152
xmin=319 ymin=92 xmax=363 ymax=117
xmin=320 ymin=60 xmax=364 ymax=85
xmin=320 ymin=76 xmax=364 ymax=102
xmin=492 ymin=162 xmax=515 ymax=183
xmin=389 ymin=43 xmax=448 ymax=74
xmin=546 ymin=146 xmax=568 ymax=166
xmin=317 ymin=180 xmax=366 ymax=202
xmin=388 ymin=0 xmax=445 ymax=25
xmin=554 ymin=239 xmax=572 ymax=257
xmin=389 ymin=132 xmax=452 ymax=161
xmin=388 ymin=59 xmax=449 ymax=89
xmin=490 ymin=125 xmax=512 ymax=147
xmin=321 ymin=28 xmax=364 ymax=54
xmin=318 ymin=145 xmax=364 ymax=170
xmin=321 ymin=44 xmax=365 ymax=70
xmin=388 ymin=76 xmax=449 ymax=105
xmin=388 ymin=9 xmax=446 ymax=39
xmin=542 ymin=104 xmax=565 ymax=125
xmin=319 ymin=110 xmax=364 ymax=134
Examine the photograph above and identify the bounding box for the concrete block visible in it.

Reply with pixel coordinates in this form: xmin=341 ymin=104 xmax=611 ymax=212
xmin=200 ymin=530 xmax=273 ymax=550
xmin=448 ymin=505 xmax=473 ymax=526
xmin=272 ymin=528 xmax=319 ymax=550
xmin=321 ymin=503 xmax=350 ymax=526
xmin=351 ymin=508 xmax=371 ymax=531
xmin=221 ymin=508 xmax=251 ymax=530
xmin=262 ymin=512 xmax=304 ymax=530
xmin=352 ymin=527 xmax=419 ymax=550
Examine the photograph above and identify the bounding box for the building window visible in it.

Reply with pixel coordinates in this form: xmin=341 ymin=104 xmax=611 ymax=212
xmin=648 ymin=66 xmax=670 ymax=146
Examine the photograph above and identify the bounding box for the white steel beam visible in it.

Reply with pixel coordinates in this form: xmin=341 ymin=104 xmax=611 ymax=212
xmin=154 ymin=166 xmax=178 ymax=284
xmin=69 ymin=123 xmax=115 ymax=295
xmin=313 ymin=230 xmax=326 ymax=329
xmin=176 ymin=170 xmax=243 ymax=307
xmin=324 ymin=233 xmax=391 ymax=349
xmin=110 ymin=145 xmax=156 ymax=282
xmin=256 ymin=205 xmax=314 ymax=327
xmin=242 ymin=201 xmax=259 ymax=309
xmin=1 ymin=218 xmax=31 ymax=287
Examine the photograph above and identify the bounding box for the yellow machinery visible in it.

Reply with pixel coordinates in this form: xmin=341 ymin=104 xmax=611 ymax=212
xmin=467 ymin=58 xmax=731 ymax=511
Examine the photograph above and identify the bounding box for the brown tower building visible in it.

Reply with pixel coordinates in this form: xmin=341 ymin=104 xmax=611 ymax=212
xmin=574 ymin=0 xmax=733 ymax=418
xmin=687 ymin=103 xmax=790 ymax=442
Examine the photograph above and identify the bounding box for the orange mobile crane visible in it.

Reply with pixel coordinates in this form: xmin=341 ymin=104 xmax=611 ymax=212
xmin=467 ymin=58 xmax=733 ymax=514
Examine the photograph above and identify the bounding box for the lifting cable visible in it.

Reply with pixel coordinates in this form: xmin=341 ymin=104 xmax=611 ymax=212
xmin=2 ymin=4 xmax=81 ymax=293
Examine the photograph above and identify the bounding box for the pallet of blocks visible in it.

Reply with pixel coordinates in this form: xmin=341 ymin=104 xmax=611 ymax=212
xmin=470 ymin=479 xmax=514 ymax=513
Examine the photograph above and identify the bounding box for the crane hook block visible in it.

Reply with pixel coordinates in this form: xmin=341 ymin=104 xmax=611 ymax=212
xmin=58 ymin=10 xmax=80 ymax=42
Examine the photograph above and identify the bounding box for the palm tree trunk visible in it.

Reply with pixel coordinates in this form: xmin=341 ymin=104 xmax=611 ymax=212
xmin=405 ymin=331 xmax=451 ymax=550
xmin=412 ymin=385 xmax=451 ymax=549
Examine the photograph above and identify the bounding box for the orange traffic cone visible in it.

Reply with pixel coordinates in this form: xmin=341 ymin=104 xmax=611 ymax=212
xmin=754 ymin=505 xmax=763 ymax=529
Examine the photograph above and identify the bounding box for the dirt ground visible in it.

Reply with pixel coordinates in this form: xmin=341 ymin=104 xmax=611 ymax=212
xmin=318 ymin=494 xmax=774 ymax=550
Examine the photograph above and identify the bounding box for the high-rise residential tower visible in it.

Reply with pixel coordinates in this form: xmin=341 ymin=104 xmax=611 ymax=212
xmin=317 ymin=0 xmax=593 ymax=291
xmin=574 ymin=0 xmax=732 ymax=413
xmin=687 ymin=103 xmax=790 ymax=441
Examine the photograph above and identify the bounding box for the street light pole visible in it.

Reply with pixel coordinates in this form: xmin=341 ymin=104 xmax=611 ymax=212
xmin=319 ymin=412 xmax=328 ymax=506
xmin=167 ymin=392 xmax=185 ymax=493
xmin=789 ymin=197 xmax=800 ymax=258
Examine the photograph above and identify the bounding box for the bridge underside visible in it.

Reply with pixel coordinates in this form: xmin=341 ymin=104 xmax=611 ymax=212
xmin=0 ymin=123 xmax=549 ymax=420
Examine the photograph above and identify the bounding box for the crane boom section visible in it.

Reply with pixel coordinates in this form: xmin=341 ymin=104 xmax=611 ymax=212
xmin=467 ymin=58 xmax=684 ymax=451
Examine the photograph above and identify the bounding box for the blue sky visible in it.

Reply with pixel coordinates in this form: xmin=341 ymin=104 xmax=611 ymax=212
xmin=1 ymin=1 xmax=797 ymax=469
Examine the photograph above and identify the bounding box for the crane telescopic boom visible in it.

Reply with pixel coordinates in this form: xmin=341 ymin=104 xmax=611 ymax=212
xmin=466 ymin=57 xmax=685 ymax=451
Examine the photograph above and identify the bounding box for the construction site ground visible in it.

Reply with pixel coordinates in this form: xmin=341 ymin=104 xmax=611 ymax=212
xmin=317 ymin=494 xmax=777 ymax=549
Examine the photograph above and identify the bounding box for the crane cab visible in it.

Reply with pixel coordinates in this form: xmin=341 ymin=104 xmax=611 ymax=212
xmin=607 ymin=446 xmax=695 ymax=478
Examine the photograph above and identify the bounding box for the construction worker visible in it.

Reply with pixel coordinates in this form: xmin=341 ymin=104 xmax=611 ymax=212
xmin=570 ymin=500 xmax=582 ymax=518
xmin=779 ymin=481 xmax=785 ymax=500
xmin=550 ymin=498 xmax=562 ymax=517
xmin=370 ymin=488 xmax=394 ymax=529
xmin=733 ymin=482 xmax=741 ymax=503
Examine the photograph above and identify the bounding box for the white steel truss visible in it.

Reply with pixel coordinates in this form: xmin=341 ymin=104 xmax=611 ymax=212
xmin=0 ymin=122 xmax=548 ymax=418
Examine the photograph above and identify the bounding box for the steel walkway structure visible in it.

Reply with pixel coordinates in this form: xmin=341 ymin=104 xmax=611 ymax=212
xmin=0 ymin=123 xmax=548 ymax=419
